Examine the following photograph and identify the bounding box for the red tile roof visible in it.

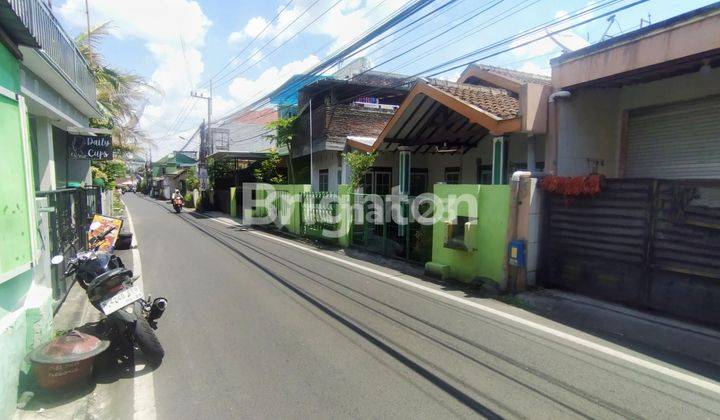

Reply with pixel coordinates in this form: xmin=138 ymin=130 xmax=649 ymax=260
xmin=471 ymin=64 xmax=551 ymax=85
xmin=428 ymin=79 xmax=520 ymax=119
xmin=227 ymin=108 xmax=278 ymax=125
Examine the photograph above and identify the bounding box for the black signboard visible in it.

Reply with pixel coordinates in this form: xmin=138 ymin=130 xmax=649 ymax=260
xmin=68 ymin=135 xmax=113 ymax=160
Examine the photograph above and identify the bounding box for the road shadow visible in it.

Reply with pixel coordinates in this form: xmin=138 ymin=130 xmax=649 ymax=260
xmin=201 ymin=216 xmax=720 ymax=384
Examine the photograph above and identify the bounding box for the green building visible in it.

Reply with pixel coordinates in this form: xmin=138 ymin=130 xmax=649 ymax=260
xmin=0 ymin=1 xmax=100 ymax=417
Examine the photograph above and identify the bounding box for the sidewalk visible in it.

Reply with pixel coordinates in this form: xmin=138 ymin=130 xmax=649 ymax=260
xmin=14 ymin=207 xmax=146 ymax=419
xmin=517 ymin=289 xmax=720 ymax=372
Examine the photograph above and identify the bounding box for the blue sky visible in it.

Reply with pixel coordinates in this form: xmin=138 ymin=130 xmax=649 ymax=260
xmin=55 ymin=0 xmax=716 ymax=156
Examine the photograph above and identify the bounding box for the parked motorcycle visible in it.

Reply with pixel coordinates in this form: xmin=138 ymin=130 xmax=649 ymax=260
xmin=172 ymin=196 xmax=184 ymax=213
xmin=52 ymin=223 xmax=167 ymax=368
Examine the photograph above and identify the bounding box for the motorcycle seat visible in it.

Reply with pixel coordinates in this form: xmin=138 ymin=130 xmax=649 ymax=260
xmin=86 ymin=267 xmax=134 ymax=291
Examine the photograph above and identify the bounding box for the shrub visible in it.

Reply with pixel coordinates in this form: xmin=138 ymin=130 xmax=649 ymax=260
xmin=184 ymin=193 xmax=194 ymax=208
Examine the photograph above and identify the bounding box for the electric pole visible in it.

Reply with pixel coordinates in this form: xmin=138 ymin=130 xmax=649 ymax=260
xmin=85 ymin=0 xmax=91 ymax=39
xmin=191 ymin=87 xmax=213 ymax=157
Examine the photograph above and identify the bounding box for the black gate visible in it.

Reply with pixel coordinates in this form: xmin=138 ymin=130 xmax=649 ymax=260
xmin=541 ymin=179 xmax=720 ymax=327
xmin=213 ymin=189 xmax=231 ymax=214
xmin=349 ymin=193 xmax=433 ymax=264
xmin=36 ymin=187 xmax=102 ymax=308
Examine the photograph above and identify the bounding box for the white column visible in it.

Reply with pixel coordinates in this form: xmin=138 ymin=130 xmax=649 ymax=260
xmin=398 ymin=147 xmax=412 ymax=195
xmin=340 ymin=153 xmax=349 ymax=185
xmin=527 ymin=135 xmax=536 ymax=172
xmin=492 ymin=136 xmax=508 ymax=185
xmin=35 ymin=117 xmax=56 ymax=191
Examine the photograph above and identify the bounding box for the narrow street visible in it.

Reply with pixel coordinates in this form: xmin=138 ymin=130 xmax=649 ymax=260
xmin=124 ymin=194 xmax=720 ymax=419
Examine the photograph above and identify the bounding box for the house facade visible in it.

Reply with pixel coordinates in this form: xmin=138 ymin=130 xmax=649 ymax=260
xmin=0 ymin=0 xmax=100 ymax=417
xmin=294 ymin=68 xmax=409 ymax=192
xmin=152 ymin=151 xmax=198 ymax=199
xmin=357 ymin=64 xmax=551 ymax=193
xmin=541 ymin=3 xmax=720 ymax=326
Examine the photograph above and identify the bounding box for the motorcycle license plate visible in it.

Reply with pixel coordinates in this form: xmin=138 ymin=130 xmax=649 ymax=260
xmin=100 ymin=286 xmax=143 ymax=315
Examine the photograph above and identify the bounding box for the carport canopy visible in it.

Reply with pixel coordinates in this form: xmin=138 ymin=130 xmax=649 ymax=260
xmin=353 ymin=78 xmax=525 ymax=187
xmin=355 ymin=79 xmax=522 ymax=154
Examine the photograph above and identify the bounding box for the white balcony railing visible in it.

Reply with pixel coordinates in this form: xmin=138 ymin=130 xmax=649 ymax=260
xmin=8 ymin=0 xmax=97 ymax=105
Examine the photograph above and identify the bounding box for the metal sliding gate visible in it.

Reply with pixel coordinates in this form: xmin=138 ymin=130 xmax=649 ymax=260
xmin=541 ymin=178 xmax=720 ymax=327
xmin=349 ymin=193 xmax=433 ymax=264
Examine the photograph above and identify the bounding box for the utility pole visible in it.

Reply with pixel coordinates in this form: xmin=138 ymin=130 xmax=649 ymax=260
xmin=85 ymin=0 xmax=91 ymax=39
xmin=191 ymin=87 xmax=213 ymax=157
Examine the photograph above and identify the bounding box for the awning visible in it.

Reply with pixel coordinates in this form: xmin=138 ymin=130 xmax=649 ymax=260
xmin=364 ymin=79 xmax=522 ymax=152
xmin=206 ymin=150 xmax=279 ymax=161
xmin=346 ymin=136 xmax=376 ymax=150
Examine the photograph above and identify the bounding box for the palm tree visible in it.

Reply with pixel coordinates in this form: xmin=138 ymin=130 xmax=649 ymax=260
xmin=76 ymin=23 xmax=160 ymax=157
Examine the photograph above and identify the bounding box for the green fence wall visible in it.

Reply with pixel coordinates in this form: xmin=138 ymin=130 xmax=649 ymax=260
xmin=246 ymin=183 xmax=510 ymax=288
xmin=426 ymin=184 xmax=510 ymax=287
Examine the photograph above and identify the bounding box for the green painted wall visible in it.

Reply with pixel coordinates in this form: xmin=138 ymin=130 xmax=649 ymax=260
xmin=0 ymin=42 xmax=19 ymax=92
xmin=273 ymin=184 xmax=311 ymax=235
xmin=337 ymin=185 xmax=353 ymax=248
xmin=0 ymin=63 xmax=30 ymax=275
xmin=0 ymin=43 xmax=53 ymax=420
xmin=427 ymin=184 xmax=510 ymax=286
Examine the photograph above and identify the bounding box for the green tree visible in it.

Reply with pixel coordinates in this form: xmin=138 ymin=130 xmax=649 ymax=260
xmin=185 ymin=167 xmax=200 ymax=191
xmin=92 ymin=159 xmax=126 ymax=189
xmin=253 ymin=150 xmax=285 ymax=184
xmin=76 ymin=23 xmax=161 ymax=159
xmin=343 ymin=151 xmax=377 ymax=190
xmin=265 ymin=116 xmax=297 ymax=183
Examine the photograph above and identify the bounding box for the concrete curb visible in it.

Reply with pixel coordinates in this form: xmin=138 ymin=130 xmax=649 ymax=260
xmin=517 ymin=289 xmax=720 ymax=368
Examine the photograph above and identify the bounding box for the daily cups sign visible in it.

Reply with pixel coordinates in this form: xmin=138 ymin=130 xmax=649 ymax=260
xmin=69 ymin=135 xmax=113 ymax=160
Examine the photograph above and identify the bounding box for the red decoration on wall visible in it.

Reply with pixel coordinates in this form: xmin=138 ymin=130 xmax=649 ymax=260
xmin=539 ymin=175 xmax=605 ymax=197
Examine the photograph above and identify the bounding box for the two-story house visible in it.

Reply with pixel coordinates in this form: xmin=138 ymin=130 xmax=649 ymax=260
xmin=293 ymin=64 xmax=410 ymax=193
xmin=0 ymin=0 xmax=100 ymax=416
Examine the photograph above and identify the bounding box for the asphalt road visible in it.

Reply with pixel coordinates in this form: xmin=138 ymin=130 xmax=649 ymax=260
xmin=124 ymin=194 xmax=720 ymax=419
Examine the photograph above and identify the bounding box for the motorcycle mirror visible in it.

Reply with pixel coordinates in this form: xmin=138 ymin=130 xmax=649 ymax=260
xmin=50 ymin=255 xmax=64 ymax=265
xmin=89 ymin=221 xmax=101 ymax=230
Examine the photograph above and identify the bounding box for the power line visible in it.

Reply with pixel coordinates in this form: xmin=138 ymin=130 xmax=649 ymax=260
xmin=211 ymin=0 xmax=441 ymax=123
xmin=198 ymin=0 xmax=296 ymax=88
xmin=325 ymin=0 xmax=644 ymax=108
xmin=211 ymin=0 xmax=325 ymax=88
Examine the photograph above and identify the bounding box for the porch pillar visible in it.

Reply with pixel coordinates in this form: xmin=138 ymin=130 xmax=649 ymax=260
xmin=492 ymin=135 xmax=509 ymax=185
xmin=527 ymin=135 xmax=536 ymax=172
xmin=398 ymin=146 xmax=412 ymax=239
xmin=398 ymin=147 xmax=412 ymax=195
xmin=340 ymin=153 xmax=349 ymax=185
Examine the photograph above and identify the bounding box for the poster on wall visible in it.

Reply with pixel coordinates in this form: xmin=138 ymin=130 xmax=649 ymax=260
xmin=69 ymin=135 xmax=113 ymax=160
xmin=87 ymin=214 xmax=123 ymax=252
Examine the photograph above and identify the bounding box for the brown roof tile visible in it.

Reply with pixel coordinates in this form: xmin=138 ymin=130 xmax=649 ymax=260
xmin=428 ymin=79 xmax=519 ymax=119
xmin=471 ymin=64 xmax=551 ymax=85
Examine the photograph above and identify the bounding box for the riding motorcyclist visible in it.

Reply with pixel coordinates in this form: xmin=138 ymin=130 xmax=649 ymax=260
xmin=171 ymin=189 xmax=183 ymax=203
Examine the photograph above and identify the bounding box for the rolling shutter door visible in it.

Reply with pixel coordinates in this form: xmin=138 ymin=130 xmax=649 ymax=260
xmin=625 ymin=95 xmax=720 ymax=179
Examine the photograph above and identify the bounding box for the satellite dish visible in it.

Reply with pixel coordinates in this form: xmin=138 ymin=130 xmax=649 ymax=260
xmin=547 ymin=29 xmax=590 ymax=53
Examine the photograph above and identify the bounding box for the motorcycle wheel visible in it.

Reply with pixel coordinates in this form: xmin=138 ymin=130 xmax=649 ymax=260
xmin=174 ymin=205 xmax=181 ymax=213
xmin=134 ymin=316 xmax=164 ymax=367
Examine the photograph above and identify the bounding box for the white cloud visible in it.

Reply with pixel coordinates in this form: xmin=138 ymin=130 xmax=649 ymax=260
xmin=234 ymin=0 xmax=408 ymax=51
xmin=227 ymin=31 xmax=244 ymax=44
xmin=518 ymin=62 xmax=550 ymax=77
xmin=58 ymin=0 xmax=212 ymax=156
xmin=227 ymin=54 xmax=321 ymax=107
xmin=509 ymin=7 xmax=591 ymax=61
xmin=244 ymin=16 xmax=271 ymax=38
